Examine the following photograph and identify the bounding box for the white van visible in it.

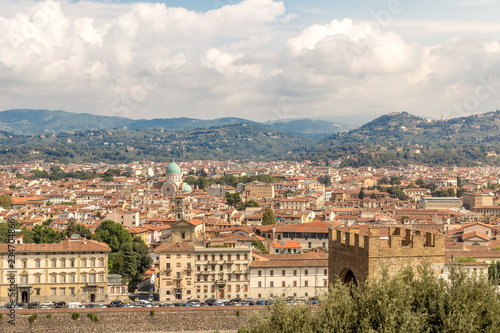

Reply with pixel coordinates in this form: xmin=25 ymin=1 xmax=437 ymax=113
xmin=69 ymin=302 xmax=84 ymax=309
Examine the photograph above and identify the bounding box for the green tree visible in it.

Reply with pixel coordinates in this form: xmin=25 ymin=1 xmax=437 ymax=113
xmin=0 ymin=221 xmax=21 ymax=243
xmin=225 ymin=192 xmax=242 ymax=208
xmin=370 ymin=193 xmax=377 ymax=200
xmin=262 ymin=207 xmax=276 ymax=225
xmin=0 ymin=194 xmax=13 ymax=209
xmin=415 ymin=178 xmax=426 ymax=187
xmin=251 ymin=241 xmax=267 ymax=254
xmin=64 ymin=220 xmax=92 ymax=239
xmin=102 ymin=176 xmax=114 ymax=182
xmin=21 ymin=227 xmax=35 ymax=243
xmin=32 ymin=225 xmax=63 ymax=244
xmin=358 ymin=187 xmax=365 ymax=199
xmin=92 ymin=220 xmax=132 ymax=252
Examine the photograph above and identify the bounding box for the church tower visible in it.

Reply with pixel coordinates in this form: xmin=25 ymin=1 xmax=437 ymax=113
xmin=175 ymin=195 xmax=185 ymax=221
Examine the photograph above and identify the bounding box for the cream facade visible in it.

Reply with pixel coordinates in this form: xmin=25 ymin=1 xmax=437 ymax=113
xmin=249 ymin=253 xmax=328 ymax=299
xmin=0 ymin=238 xmax=110 ymax=304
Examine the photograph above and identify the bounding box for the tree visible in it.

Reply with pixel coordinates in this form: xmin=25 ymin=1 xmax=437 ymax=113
xmin=225 ymin=192 xmax=242 ymax=208
xmin=64 ymin=220 xmax=92 ymax=239
xmin=457 ymin=176 xmax=463 ymax=188
xmin=0 ymin=221 xmax=21 ymax=243
xmin=416 ymin=178 xmax=426 ymax=187
xmin=251 ymin=241 xmax=267 ymax=254
xmin=283 ymin=189 xmax=295 ymax=198
xmin=21 ymin=227 xmax=35 ymax=243
xmin=0 ymin=194 xmax=13 ymax=209
xmin=102 ymin=176 xmax=114 ymax=182
xmin=32 ymin=225 xmax=63 ymax=244
xmin=358 ymin=187 xmax=365 ymax=199
xmin=262 ymin=207 xmax=276 ymax=225
xmin=92 ymin=220 xmax=132 ymax=252
xmin=370 ymin=193 xmax=377 ymax=200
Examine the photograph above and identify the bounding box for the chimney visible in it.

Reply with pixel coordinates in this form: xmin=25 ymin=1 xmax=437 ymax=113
xmin=272 ymin=225 xmax=276 ymax=241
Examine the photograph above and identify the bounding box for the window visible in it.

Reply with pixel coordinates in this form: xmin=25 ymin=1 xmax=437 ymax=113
xmin=177 ymin=254 xmax=181 ymax=259
xmin=181 ymin=232 xmax=185 ymax=239
xmin=204 ymin=255 xmax=208 ymax=261
xmin=236 ymin=285 xmax=240 ymax=292
xmin=282 ymin=281 xmax=286 ymax=287
xmin=176 ymin=262 xmax=181 ymax=267
xmin=324 ymin=280 xmax=328 ymax=287
xmin=304 ymin=280 xmax=308 ymax=287
xmin=70 ymin=287 xmax=75 ymax=295
xmin=82 ymin=287 xmax=86 ymax=295
xmin=35 ymin=288 xmax=40 ymax=296
xmin=36 ymin=276 xmax=40 ymax=283
xmin=228 ymin=255 xmax=232 ymax=261
xmin=70 ymin=275 xmax=75 ymax=283
xmin=293 ymin=281 xmax=297 ymax=287
xmin=293 ymin=270 xmax=297 ymax=276
xmin=90 ymin=274 xmax=96 ymax=283
xmin=100 ymin=259 xmax=104 ymax=267
xmin=187 ymin=254 xmax=191 ymax=258
xmin=244 ymin=254 xmax=248 ymax=260
xmin=91 ymin=259 xmax=95 ymax=267
xmin=99 ymin=274 xmax=104 ymax=282
xmin=71 ymin=260 xmax=75 ymax=268
xmin=308 ymin=242 xmax=312 ymax=248
xmin=220 ymin=255 xmax=223 ymax=260
xmin=270 ymin=270 xmax=274 ymax=277
xmin=244 ymin=285 xmax=248 ymax=292
xmin=197 ymin=255 xmax=200 ymax=261
xmin=196 ymin=286 xmax=201 ymax=292
xmin=227 ymin=285 xmax=231 ymax=292
xmin=167 ymin=254 xmax=171 ymax=259
xmin=258 ymin=281 xmax=262 ymax=288
xmin=305 ymin=270 xmax=308 ymax=276
xmin=61 ymin=260 xmax=66 ymax=268
xmin=237 ymin=254 xmax=240 ymax=260
xmin=52 ymin=276 xmax=56 ymax=283
xmin=99 ymin=287 xmax=104 ymax=294
xmin=52 ymin=260 xmax=56 ymax=268
xmin=21 ymin=275 xmax=28 ymax=284
xmin=324 ymin=269 xmax=327 ymax=276
xmin=82 ymin=260 xmax=87 ymax=267
xmin=212 ymin=255 xmax=215 ymax=261
xmin=22 ymin=260 xmax=27 ymax=268
xmin=61 ymin=275 xmax=66 ymax=283
xmin=61 ymin=288 xmax=66 ymax=295
xmin=82 ymin=275 xmax=87 ymax=283
xmin=36 ymin=260 xmax=40 ymax=268
xmin=51 ymin=288 xmax=57 ymax=296
xmin=270 ymin=281 xmax=274 ymax=287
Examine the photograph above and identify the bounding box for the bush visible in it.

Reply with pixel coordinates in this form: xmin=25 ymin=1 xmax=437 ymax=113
xmin=150 ymin=309 xmax=155 ymax=316
xmin=0 ymin=313 xmax=3 ymax=319
xmin=46 ymin=314 xmax=52 ymax=319
xmin=236 ymin=310 xmax=241 ymax=317
xmin=244 ymin=264 xmax=500 ymax=332
xmin=28 ymin=314 xmax=38 ymax=324
xmin=87 ymin=313 xmax=98 ymax=322
xmin=72 ymin=312 xmax=80 ymax=320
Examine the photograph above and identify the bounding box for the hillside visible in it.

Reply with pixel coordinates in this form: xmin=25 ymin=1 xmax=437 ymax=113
xmin=0 ymin=124 xmax=314 ymax=164
xmin=0 ymin=109 xmax=346 ymax=138
xmin=326 ymin=111 xmax=500 ymax=145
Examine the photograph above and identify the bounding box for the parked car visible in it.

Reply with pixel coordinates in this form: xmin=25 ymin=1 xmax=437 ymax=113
xmin=214 ymin=301 xmax=225 ymax=306
xmin=28 ymin=302 xmax=40 ymax=307
xmin=218 ymin=298 xmax=229 ymax=304
xmin=243 ymin=298 xmax=255 ymax=303
xmin=97 ymin=304 xmax=107 ymax=308
xmin=41 ymin=301 xmax=53 ymax=307
xmin=41 ymin=305 xmax=51 ymax=309
xmin=110 ymin=300 xmax=123 ymax=305
xmin=231 ymin=297 xmax=242 ymax=303
xmin=55 ymin=301 xmax=66 ymax=306
xmin=188 ymin=299 xmax=199 ymax=304
xmin=205 ymin=298 xmax=216 ymax=305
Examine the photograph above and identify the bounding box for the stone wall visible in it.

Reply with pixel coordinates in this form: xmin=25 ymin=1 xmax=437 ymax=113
xmin=0 ymin=307 xmax=257 ymax=333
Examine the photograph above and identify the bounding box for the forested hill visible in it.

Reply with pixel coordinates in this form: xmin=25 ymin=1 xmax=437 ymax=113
xmin=325 ymin=111 xmax=500 ymax=145
xmin=0 ymin=124 xmax=315 ymax=164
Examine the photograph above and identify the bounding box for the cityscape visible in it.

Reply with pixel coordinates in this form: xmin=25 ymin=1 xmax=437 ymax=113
xmin=2 ymin=0 xmax=500 ymax=332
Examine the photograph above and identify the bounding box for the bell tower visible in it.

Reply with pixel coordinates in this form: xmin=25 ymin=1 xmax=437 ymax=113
xmin=175 ymin=195 xmax=185 ymax=221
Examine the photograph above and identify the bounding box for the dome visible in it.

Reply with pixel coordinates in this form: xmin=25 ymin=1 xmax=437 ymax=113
xmin=166 ymin=161 xmax=181 ymax=174
xmin=182 ymin=183 xmax=192 ymax=193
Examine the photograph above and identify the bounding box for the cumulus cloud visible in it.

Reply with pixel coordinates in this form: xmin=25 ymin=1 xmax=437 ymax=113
xmin=0 ymin=0 xmax=499 ymax=121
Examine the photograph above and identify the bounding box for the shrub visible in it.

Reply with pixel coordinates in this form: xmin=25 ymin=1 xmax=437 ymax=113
xmin=28 ymin=314 xmax=38 ymax=324
xmin=236 ymin=310 xmax=241 ymax=317
xmin=0 ymin=313 xmax=3 ymax=319
xmin=72 ymin=312 xmax=80 ymax=320
xmin=150 ymin=309 xmax=155 ymax=316
xmin=46 ymin=314 xmax=52 ymax=319
xmin=87 ymin=313 xmax=98 ymax=322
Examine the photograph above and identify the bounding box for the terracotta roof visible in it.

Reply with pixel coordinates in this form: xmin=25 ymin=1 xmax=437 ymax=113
xmin=157 ymin=241 xmax=195 ymax=253
xmin=462 ymin=231 xmax=489 ymax=241
xmin=0 ymin=239 xmax=110 ymax=252
xmin=271 ymin=240 xmax=301 ymax=249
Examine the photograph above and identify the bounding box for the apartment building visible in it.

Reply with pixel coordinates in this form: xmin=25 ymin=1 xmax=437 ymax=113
xmin=245 ymin=181 xmax=275 ymax=199
xmin=249 ymin=253 xmax=329 ymax=299
xmin=0 ymin=237 xmax=110 ymax=303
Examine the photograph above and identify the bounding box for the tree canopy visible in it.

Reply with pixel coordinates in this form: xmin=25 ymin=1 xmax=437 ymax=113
xmin=262 ymin=207 xmax=276 ymax=225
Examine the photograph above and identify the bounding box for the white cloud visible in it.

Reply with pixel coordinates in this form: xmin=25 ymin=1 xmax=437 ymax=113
xmin=0 ymin=0 xmax=499 ymax=122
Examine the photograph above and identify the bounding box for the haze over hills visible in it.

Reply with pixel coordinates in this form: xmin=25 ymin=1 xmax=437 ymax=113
xmin=0 ymin=109 xmax=349 ymax=138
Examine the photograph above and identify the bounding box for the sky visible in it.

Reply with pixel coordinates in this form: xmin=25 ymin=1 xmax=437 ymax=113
xmin=1 ymin=0 xmax=500 ymax=122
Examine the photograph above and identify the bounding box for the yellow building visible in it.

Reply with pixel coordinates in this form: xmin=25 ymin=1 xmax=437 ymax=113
xmin=245 ymin=181 xmax=275 ymax=199
xmin=0 ymin=237 xmax=110 ymax=304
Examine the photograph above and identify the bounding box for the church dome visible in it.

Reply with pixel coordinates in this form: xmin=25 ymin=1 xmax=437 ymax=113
xmin=182 ymin=183 xmax=192 ymax=193
xmin=166 ymin=161 xmax=181 ymax=174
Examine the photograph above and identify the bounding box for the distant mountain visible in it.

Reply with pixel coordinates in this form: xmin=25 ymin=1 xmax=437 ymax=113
xmin=0 ymin=109 xmax=347 ymax=138
xmin=0 ymin=109 xmax=133 ymax=133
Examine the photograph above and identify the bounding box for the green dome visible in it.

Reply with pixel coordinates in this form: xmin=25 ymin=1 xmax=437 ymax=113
xmin=182 ymin=183 xmax=192 ymax=192
xmin=166 ymin=161 xmax=181 ymax=174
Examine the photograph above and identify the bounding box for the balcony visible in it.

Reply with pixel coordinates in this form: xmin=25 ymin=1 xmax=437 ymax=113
xmin=215 ymin=280 xmax=226 ymax=286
